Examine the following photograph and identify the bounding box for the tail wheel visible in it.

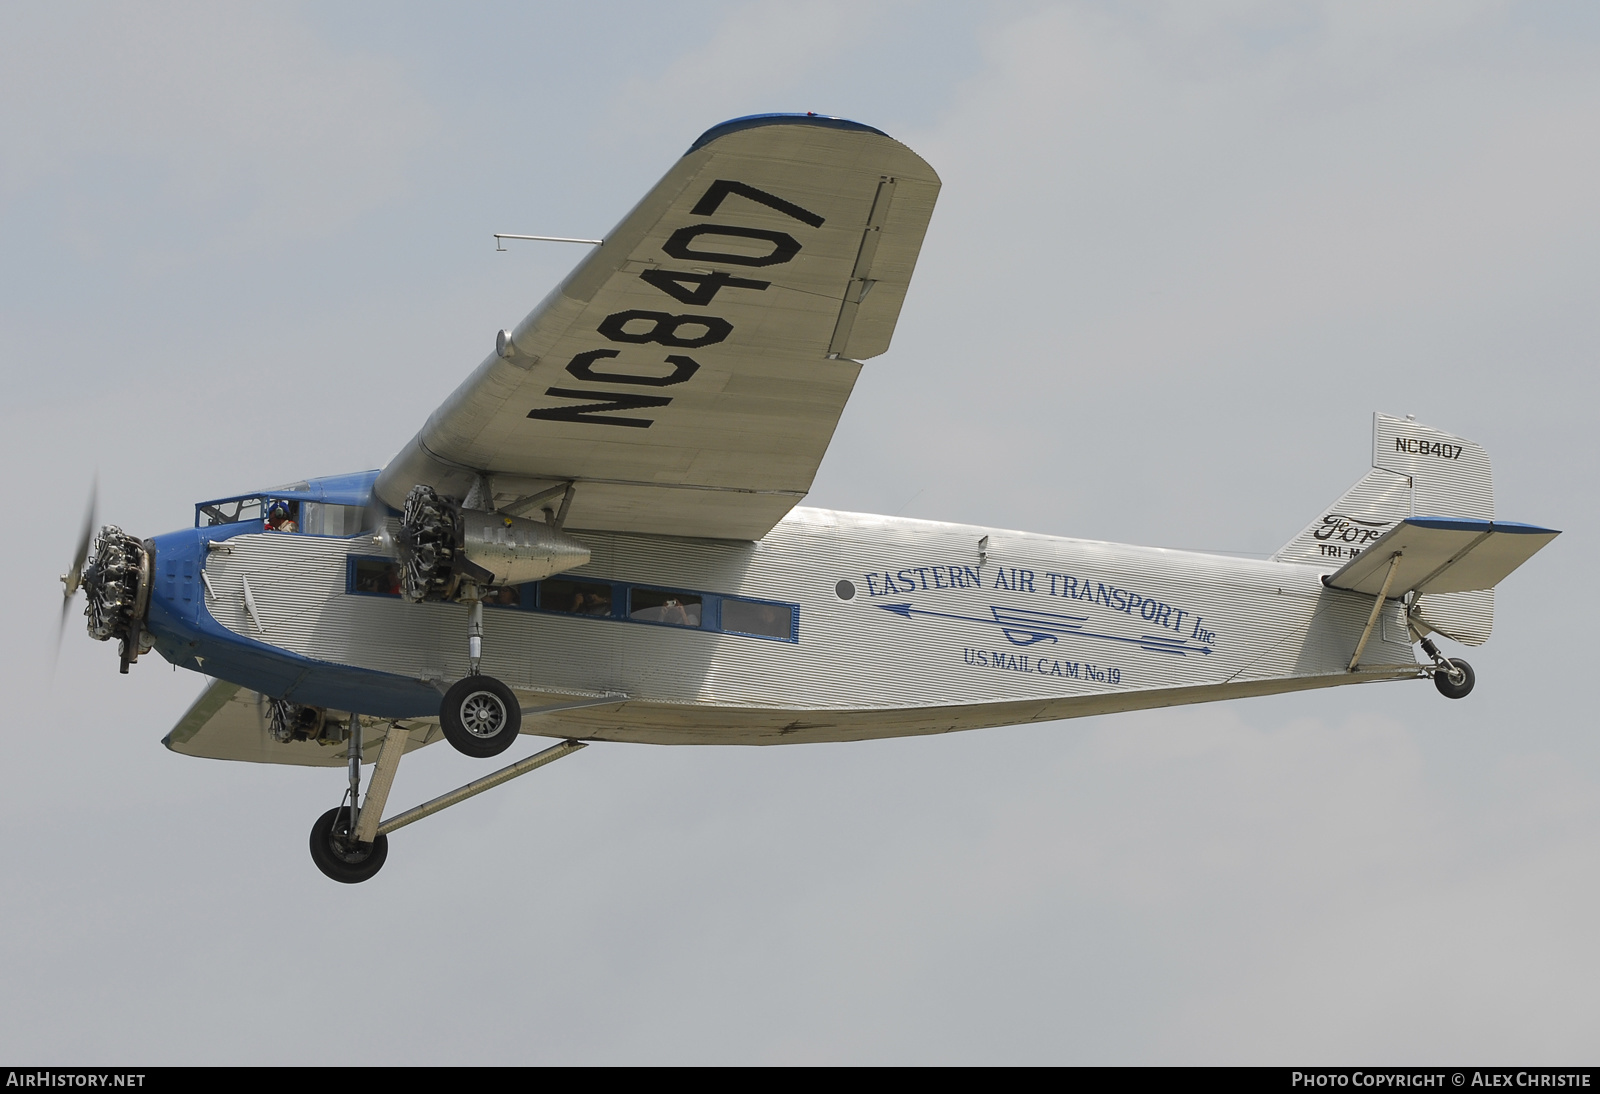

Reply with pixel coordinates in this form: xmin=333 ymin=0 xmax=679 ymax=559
xmin=1434 ymin=658 xmax=1475 ymax=699
xmin=440 ymin=675 xmax=522 ymax=758
xmin=309 ymin=806 xmax=388 ymax=884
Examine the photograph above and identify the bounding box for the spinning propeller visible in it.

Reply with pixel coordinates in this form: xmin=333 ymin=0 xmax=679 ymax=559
xmin=54 ymin=479 xmax=98 ymax=670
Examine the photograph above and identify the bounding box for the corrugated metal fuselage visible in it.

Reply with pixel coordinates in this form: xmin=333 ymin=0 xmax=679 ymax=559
xmin=147 ymin=507 xmax=1421 ymax=746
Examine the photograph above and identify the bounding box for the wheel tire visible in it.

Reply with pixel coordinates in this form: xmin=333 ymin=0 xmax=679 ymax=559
xmin=309 ymin=806 xmax=388 ymax=884
xmin=441 ymin=675 xmax=522 ymax=758
xmin=1434 ymin=658 xmax=1475 ymax=700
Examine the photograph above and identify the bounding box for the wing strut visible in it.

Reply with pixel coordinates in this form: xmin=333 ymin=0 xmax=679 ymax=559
xmin=375 ymin=738 xmax=586 ymax=837
xmin=498 ymin=481 xmax=573 ymax=519
xmin=1348 ymin=551 xmax=1403 ymax=671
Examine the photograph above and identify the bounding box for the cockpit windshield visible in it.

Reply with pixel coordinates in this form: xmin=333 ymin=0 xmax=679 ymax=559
xmin=196 ymin=496 xmax=263 ymax=528
xmin=196 ymin=493 xmax=365 ymax=535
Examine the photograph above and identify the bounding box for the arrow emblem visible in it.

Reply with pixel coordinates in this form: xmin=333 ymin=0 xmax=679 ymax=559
xmin=878 ymin=602 xmax=1211 ymax=656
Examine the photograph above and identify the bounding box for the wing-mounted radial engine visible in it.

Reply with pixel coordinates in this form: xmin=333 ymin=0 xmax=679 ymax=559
xmin=81 ymin=526 xmax=154 ymax=674
xmin=396 ymin=484 xmax=590 ymax=603
xmin=396 ymin=484 xmax=592 ymax=760
xmin=267 ymin=699 xmax=355 ymax=747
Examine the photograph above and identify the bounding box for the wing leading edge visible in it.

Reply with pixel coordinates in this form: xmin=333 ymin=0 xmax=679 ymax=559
xmin=375 ymin=114 xmax=941 ymax=539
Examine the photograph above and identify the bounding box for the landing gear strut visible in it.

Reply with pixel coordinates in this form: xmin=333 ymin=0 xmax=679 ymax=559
xmin=307 ymin=715 xmax=589 ymax=883
xmin=438 ymin=581 xmax=522 ymax=758
xmin=1420 ymin=636 xmax=1475 ymax=699
xmin=308 ymin=713 xmax=398 ymax=884
xmin=395 ymin=481 xmax=592 ymax=759
xmin=1427 ymin=633 xmax=1472 ymax=700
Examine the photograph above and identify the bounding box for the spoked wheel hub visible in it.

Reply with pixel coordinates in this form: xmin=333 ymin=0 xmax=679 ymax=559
xmin=440 ymin=675 xmax=522 ymax=757
xmin=460 ymin=691 xmax=509 ymax=737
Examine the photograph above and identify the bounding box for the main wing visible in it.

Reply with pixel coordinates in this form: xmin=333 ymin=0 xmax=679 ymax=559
xmin=373 ymin=114 xmax=941 ymax=540
xmin=164 ymin=678 xmax=442 ymax=767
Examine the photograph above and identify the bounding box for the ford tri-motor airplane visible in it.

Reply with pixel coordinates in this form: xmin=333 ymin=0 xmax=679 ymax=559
xmin=60 ymin=114 xmax=1558 ymax=883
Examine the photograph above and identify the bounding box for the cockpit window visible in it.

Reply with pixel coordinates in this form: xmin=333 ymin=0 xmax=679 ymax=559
xmin=196 ymin=496 xmax=262 ymax=528
xmin=264 ymin=499 xmax=300 ymax=533
xmin=301 ymin=502 xmax=364 ymax=536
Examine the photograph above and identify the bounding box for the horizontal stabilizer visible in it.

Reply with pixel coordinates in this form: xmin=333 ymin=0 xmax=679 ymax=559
xmin=1322 ymin=518 xmax=1558 ymax=598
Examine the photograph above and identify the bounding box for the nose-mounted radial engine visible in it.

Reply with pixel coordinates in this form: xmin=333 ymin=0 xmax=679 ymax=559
xmin=79 ymin=526 xmax=154 ymax=674
xmin=395 ymin=483 xmax=591 ymax=758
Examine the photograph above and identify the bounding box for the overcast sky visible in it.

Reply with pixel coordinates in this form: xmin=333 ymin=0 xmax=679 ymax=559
xmin=2 ymin=0 xmax=1596 ymax=1064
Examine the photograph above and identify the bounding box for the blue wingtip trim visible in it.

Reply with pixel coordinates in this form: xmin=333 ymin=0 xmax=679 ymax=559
xmin=1485 ymin=520 xmax=1562 ymax=535
xmin=1408 ymin=517 xmax=1561 ymax=535
xmin=687 ymin=113 xmax=889 ymax=154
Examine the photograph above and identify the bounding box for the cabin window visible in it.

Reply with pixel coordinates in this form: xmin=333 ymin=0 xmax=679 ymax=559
xmin=540 ymin=579 xmax=614 ymax=617
xmin=628 ymin=587 xmax=703 ymax=628
xmin=342 ymin=567 xmax=799 ymax=642
xmin=527 ymin=579 xmax=797 ymax=640
xmin=349 ymin=557 xmax=402 ymax=597
xmin=196 ymin=497 xmax=262 ymax=528
xmin=347 ymin=558 xmax=528 ymax=607
xmin=484 ymin=585 xmax=524 ymax=608
xmin=301 ymin=502 xmax=364 ymax=537
xmin=720 ymin=597 xmax=794 ymax=640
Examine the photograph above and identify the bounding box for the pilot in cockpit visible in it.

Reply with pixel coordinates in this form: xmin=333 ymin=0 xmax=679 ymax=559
xmin=266 ymin=501 xmax=299 ymax=533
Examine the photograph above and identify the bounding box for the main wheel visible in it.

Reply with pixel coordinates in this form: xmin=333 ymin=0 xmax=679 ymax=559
xmin=309 ymin=806 xmax=388 ymax=884
xmin=441 ymin=675 xmax=522 ymax=758
xmin=1434 ymin=658 xmax=1475 ymax=699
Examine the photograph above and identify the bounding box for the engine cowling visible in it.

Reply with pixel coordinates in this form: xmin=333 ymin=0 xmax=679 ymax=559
xmin=396 ymin=484 xmax=591 ymax=602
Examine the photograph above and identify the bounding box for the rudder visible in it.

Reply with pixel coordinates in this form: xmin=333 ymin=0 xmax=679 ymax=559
xmin=1273 ymin=413 xmax=1494 ymax=645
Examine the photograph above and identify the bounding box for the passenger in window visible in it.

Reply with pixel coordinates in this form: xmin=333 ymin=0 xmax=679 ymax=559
xmin=266 ymin=501 xmax=298 ymax=533
xmin=581 ymin=589 xmax=611 ymax=616
xmin=759 ymin=604 xmax=786 ymax=634
xmin=660 ymin=597 xmax=690 ymax=626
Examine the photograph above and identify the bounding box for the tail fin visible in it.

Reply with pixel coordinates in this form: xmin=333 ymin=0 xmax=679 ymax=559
xmin=1274 ymin=413 xmax=1494 ymax=645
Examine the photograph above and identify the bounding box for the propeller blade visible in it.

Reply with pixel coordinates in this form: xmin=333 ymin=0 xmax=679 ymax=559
xmin=54 ymin=478 xmax=98 ymax=676
xmin=60 ymin=478 xmax=97 ymax=601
